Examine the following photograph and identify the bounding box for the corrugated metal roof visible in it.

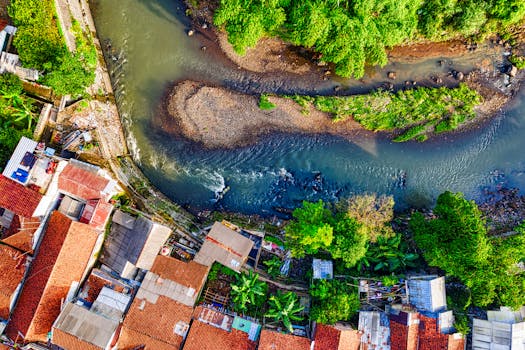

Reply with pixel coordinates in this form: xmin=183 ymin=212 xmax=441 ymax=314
xmin=2 ymin=137 xmax=37 ymax=184
xmin=407 ymin=276 xmax=446 ymax=313
xmin=53 ymin=303 xmax=119 ymax=349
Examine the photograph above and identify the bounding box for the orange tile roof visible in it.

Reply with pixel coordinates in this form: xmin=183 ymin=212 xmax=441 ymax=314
xmin=2 ymin=216 xmax=40 ymax=254
xmin=58 ymin=164 xmax=109 ymax=200
xmin=150 ymin=255 xmax=209 ymax=292
xmin=258 ymin=329 xmax=311 ymax=350
xmin=314 ymin=324 xmax=361 ymax=350
xmin=183 ymin=320 xmax=256 ymax=350
xmin=0 ymin=175 xmax=42 ymax=218
xmin=0 ymin=245 xmax=26 ymax=320
xmin=6 ymin=211 xmax=99 ymax=343
xmin=447 ymin=334 xmax=466 ymax=350
xmin=119 ymin=295 xmax=193 ymax=350
xmin=52 ymin=328 xmax=102 ymax=350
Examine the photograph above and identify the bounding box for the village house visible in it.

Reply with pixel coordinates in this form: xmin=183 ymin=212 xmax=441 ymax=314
xmin=0 ymin=244 xmax=27 ymax=333
xmin=5 ymin=211 xmax=103 ymax=343
xmin=472 ymin=306 xmax=525 ymax=349
xmin=100 ymin=209 xmax=172 ymax=280
xmin=357 ymin=275 xmax=466 ymax=350
xmin=312 ymin=323 xmax=361 ymax=350
xmin=51 ymin=269 xmax=134 ymax=350
xmin=117 ymin=255 xmax=209 ymax=349
xmin=258 ymin=329 xmax=312 ymax=350
xmin=183 ymin=306 xmax=259 ymax=350
xmin=194 ymin=221 xmax=254 ymax=272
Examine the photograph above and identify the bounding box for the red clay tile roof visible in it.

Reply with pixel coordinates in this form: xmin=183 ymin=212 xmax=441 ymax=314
xmin=418 ymin=315 xmax=449 ymax=350
xmin=52 ymin=327 xmax=102 ymax=350
xmin=119 ymin=295 xmax=193 ymax=350
xmin=183 ymin=320 xmax=256 ymax=350
xmin=2 ymin=216 xmax=40 ymax=254
xmin=0 ymin=245 xmax=26 ymax=320
xmin=58 ymin=164 xmax=109 ymax=200
xmin=390 ymin=313 xmax=456 ymax=350
xmin=6 ymin=211 xmax=99 ymax=343
xmin=390 ymin=315 xmax=419 ymax=350
xmin=314 ymin=324 xmax=361 ymax=350
xmin=0 ymin=175 xmax=42 ymax=218
xmin=150 ymin=255 xmax=209 ymax=292
xmin=258 ymin=329 xmax=311 ymax=350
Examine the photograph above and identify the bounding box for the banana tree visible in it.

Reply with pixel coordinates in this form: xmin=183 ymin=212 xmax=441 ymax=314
xmin=357 ymin=233 xmax=419 ymax=273
xmin=265 ymin=291 xmax=304 ymax=333
xmin=230 ymin=270 xmax=267 ymax=313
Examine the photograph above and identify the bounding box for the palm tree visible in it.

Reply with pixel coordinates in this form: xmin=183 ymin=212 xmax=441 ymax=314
xmin=230 ymin=270 xmax=267 ymax=313
xmin=265 ymin=291 xmax=304 ymax=333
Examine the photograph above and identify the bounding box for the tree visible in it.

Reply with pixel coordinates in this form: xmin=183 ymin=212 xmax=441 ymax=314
xmin=310 ymin=279 xmax=360 ymax=324
xmin=43 ymin=51 xmax=95 ymax=97
xmin=411 ymin=191 xmax=525 ymax=308
xmin=230 ymin=270 xmax=267 ymax=313
xmin=358 ymin=233 xmax=419 ymax=273
xmin=265 ymin=291 xmax=304 ymax=333
xmin=344 ymin=194 xmax=395 ymax=242
xmin=285 ymin=200 xmax=334 ymax=257
xmin=329 ymin=217 xmax=368 ymax=268
xmin=0 ymin=73 xmax=23 ymax=97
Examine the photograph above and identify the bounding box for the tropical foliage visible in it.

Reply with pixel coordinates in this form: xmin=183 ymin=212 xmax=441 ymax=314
xmin=286 ymin=84 xmax=482 ymax=142
xmin=265 ymin=291 xmax=304 ymax=333
xmin=0 ymin=73 xmax=36 ymax=170
xmin=411 ymin=191 xmax=525 ymax=308
xmin=285 ymin=196 xmax=395 ymax=267
xmin=213 ymin=0 xmax=525 ymax=78
xmin=9 ymin=0 xmax=95 ymax=96
xmin=310 ymin=279 xmax=360 ymax=324
xmin=230 ymin=270 xmax=267 ymax=313
xmin=263 ymin=256 xmax=283 ymax=278
xmin=357 ymin=233 xmax=419 ymax=273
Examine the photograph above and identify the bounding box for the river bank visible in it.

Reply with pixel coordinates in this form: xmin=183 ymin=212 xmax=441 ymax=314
xmin=158 ymin=0 xmax=524 ymax=148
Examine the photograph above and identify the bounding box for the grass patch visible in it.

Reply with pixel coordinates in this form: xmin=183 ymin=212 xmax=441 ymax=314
xmin=286 ymin=84 xmax=482 ymax=141
xmin=259 ymin=94 xmax=276 ymax=110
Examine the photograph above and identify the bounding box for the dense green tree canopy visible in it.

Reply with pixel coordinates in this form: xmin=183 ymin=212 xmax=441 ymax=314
xmin=214 ymin=0 xmax=525 ymax=78
xmin=9 ymin=0 xmax=95 ymax=96
xmin=285 ymin=200 xmax=334 ymax=257
xmin=310 ymin=279 xmax=360 ymax=324
xmin=411 ymin=191 xmax=525 ymax=308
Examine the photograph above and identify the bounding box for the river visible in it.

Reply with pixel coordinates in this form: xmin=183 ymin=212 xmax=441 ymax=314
xmin=91 ymin=0 xmax=525 ymax=216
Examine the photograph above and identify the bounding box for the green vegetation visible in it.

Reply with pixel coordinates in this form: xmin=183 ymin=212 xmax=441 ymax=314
xmin=285 ymin=195 xmax=395 ymax=268
xmin=230 ymin=270 xmax=268 ymax=313
xmin=411 ymin=191 xmax=525 ymax=308
xmin=259 ymin=94 xmax=276 ymax=110
xmin=213 ymin=0 xmax=525 ymax=78
xmin=265 ymin=291 xmax=304 ymax=333
xmin=357 ymin=233 xmax=419 ymax=273
xmin=310 ymin=84 xmax=481 ymax=141
xmin=263 ymin=256 xmax=283 ymax=278
xmin=9 ymin=0 xmax=95 ymax=96
xmin=0 ymin=73 xmax=37 ymax=170
xmin=310 ymin=279 xmax=360 ymax=324
xmin=509 ymin=54 xmax=525 ymax=70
